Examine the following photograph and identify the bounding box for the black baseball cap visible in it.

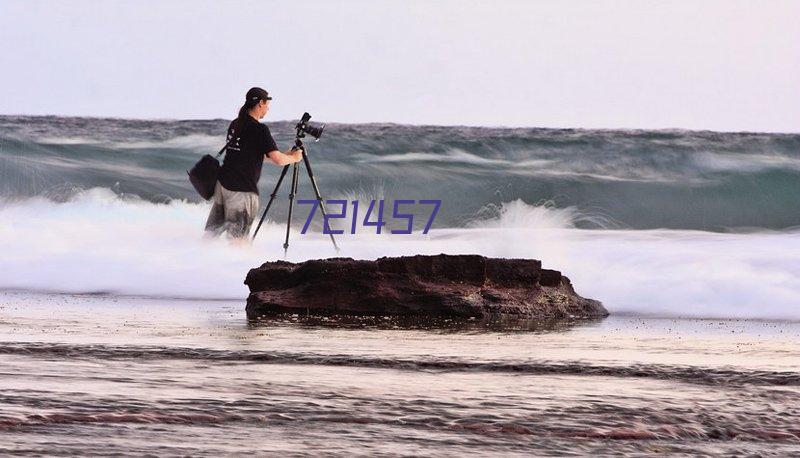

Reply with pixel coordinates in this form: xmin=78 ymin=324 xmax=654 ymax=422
xmin=246 ymin=87 xmax=272 ymax=102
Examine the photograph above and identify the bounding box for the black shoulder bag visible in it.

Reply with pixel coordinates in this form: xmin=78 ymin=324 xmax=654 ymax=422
xmin=187 ymin=123 xmax=242 ymax=200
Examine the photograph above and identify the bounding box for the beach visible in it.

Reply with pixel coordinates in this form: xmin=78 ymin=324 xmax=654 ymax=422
xmin=1 ymin=291 xmax=799 ymax=455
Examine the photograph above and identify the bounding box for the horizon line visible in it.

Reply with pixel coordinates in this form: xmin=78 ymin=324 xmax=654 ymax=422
xmin=1 ymin=112 xmax=798 ymax=136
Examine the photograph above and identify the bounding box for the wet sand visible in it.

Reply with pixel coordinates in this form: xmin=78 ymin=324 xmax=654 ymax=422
xmin=1 ymin=291 xmax=799 ymax=456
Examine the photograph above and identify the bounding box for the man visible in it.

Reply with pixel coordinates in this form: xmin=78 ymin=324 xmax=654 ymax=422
xmin=205 ymin=87 xmax=303 ymax=238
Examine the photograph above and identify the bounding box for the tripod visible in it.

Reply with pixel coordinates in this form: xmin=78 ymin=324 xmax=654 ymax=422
xmin=251 ymin=136 xmax=339 ymax=256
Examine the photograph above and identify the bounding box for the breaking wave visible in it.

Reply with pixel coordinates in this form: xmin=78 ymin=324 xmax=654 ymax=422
xmin=2 ymin=115 xmax=800 ymax=230
xmin=0 ymin=189 xmax=798 ymax=320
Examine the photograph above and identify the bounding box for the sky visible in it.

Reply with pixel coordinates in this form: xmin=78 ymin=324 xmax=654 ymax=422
xmin=0 ymin=0 xmax=798 ymax=132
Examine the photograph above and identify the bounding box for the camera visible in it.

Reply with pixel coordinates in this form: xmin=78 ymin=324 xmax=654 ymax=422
xmin=296 ymin=112 xmax=325 ymax=140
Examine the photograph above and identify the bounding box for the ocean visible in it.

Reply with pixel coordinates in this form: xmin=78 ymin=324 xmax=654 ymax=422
xmin=0 ymin=115 xmax=799 ymax=455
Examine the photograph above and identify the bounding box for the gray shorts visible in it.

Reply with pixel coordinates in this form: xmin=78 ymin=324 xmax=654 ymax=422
xmin=204 ymin=181 xmax=259 ymax=238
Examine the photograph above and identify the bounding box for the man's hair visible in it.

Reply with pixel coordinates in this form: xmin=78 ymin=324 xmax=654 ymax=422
xmin=235 ymin=87 xmax=270 ymax=131
xmin=236 ymin=98 xmax=260 ymax=127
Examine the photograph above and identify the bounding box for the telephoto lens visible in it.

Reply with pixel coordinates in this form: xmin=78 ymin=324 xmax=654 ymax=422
xmin=303 ymin=123 xmax=324 ymax=140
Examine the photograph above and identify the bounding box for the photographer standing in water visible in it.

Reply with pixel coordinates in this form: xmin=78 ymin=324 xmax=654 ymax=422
xmin=205 ymin=87 xmax=303 ymax=238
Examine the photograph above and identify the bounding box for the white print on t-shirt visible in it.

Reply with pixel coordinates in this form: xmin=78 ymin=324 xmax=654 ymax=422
xmin=227 ymin=128 xmax=242 ymax=152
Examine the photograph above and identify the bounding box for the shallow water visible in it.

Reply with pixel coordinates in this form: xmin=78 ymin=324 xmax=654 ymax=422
xmin=1 ymin=292 xmax=798 ymax=456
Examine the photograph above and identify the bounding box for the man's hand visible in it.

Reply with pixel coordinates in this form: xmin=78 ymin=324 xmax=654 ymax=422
xmin=266 ymin=147 xmax=303 ymax=166
xmin=287 ymin=146 xmax=303 ymax=163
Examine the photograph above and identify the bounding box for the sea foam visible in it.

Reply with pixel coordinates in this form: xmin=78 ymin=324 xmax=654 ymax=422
xmin=1 ymin=189 xmax=798 ymax=320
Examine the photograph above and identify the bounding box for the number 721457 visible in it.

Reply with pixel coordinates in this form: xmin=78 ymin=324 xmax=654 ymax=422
xmin=296 ymin=199 xmax=441 ymax=235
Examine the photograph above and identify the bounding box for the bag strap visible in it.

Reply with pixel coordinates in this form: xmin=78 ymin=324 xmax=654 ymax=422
xmin=214 ymin=141 xmax=229 ymax=159
xmin=215 ymin=126 xmax=235 ymax=159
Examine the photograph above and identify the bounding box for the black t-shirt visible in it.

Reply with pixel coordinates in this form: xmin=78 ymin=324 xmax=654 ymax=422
xmin=218 ymin=116 xmax=279 ymax=194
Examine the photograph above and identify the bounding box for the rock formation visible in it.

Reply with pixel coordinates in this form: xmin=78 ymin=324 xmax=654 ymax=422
xmin=245 ymin=254 xmax=607 ymax=320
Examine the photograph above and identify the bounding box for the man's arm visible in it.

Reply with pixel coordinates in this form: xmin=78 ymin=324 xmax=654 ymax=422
xmin=266 ymin=147 xmax=303 ymax=166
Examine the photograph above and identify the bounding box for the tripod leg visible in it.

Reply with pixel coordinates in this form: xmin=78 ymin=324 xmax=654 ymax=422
xmin=283 ymin=163 xmax=300 ymax=257
xmin=301 ymin=151 xmax=340 ymax=252
xmin=251 ymin=164 xmax=290 ymax=241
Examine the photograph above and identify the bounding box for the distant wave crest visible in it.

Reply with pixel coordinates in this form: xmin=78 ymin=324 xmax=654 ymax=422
xmin=2 ymin=115 xmax=800 ymax=230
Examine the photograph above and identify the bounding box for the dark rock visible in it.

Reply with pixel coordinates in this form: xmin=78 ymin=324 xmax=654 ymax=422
xmin=539 ymin=269 xmax=562 ymax=287
xmin=245 ymin=254 xmax=607 ymax=320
